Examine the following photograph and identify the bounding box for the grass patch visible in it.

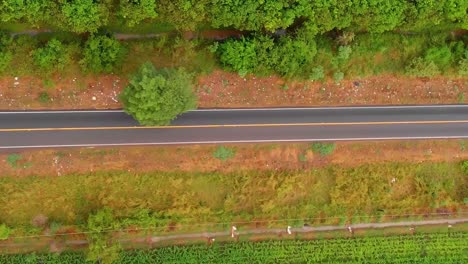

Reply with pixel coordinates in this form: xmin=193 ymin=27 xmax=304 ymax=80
xmin=213 ymin=146 xmax=236 ymax=161
xmin=0 ymin=161 xmax=465 ymax=232
xmin=310 ymin=142 xmax=336 ymax=156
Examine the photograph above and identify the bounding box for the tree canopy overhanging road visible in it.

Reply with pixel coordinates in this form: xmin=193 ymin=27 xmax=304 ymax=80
xmin=0 ymin=105 xmax=467 ymax=149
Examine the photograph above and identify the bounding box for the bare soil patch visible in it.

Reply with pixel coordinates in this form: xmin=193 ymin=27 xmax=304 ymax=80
xmin=1 ymin=140 xmax=466 ymax=177
xmin=0 ymin=72 xmax=466 ymax=110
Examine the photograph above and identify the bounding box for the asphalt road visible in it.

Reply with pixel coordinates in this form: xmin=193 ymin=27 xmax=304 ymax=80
xmin=0 ymin=105 xmax=467 ymax=149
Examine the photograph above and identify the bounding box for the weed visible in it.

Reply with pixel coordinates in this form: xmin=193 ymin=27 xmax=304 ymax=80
xmin=459 ymin=140 xmax=466 ymax=151
xmin=222 ymin=79 xmax=229 ymax=88
xmin=310 ymin=142 xmax=336 ymax=156
xmin=298 ymin=153 xmax=307 ymax=162
xmin=213 ymin=146 xmax=236 ymax=161
xmin=7 ymin=154 xmax=22 ymax=168
xmin=457 ymin=92 xmax=465 ymax=103
xmin=42 ymin=79 xmax=55 ymax=89
xmin=333 ymin=71 xmax=344 ymax=84
xmin=38 ymin=91 xmax=50 ymax=104
xmin=309 ymin=66 xmax=325 ymax=81
xmin=0 ymin=224 xmax=11 ymax=240
xmin=280 ymin=84 xmax=289 ymax=91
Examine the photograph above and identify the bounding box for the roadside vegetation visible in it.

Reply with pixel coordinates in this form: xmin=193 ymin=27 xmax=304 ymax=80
xmin=0 ymin=161 xmax=466 ymax=236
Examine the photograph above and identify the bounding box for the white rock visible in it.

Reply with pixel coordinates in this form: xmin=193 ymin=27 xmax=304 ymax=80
xmin=92 ymin=96 xmax=97 ymax=101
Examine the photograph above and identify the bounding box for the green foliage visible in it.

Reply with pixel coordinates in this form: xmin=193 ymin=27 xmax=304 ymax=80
xmin=81 ymin=35 xmax=127 ymax=73
xmin=213 ymin=146 xmax=236 ymax=161
xmin=351 ymin=0 xmax=406 ymax=33
xmin=0 ymin=30 xmax=12 ymax=72
xmin=332 ymin=71 xmax=344 ymax=83
xmin=86 ymin=208 xmax=121 ymax=264
xmin=311 ymin=142 xmax=336 ymax=156
xmin=1 ymin=232 xmax=466 ymax=263
xmin=458 ymin=50 xmax=468 ymax=76
xmin=59 ymin=0 xmax=110 ymax=33
xmin=0 ymin=224 xmax=11 ymax=240
xmin=6 ymin=154 xmax=22 ymax=168
xmin=38 ymin=91 xmax=50 ymax=104
xmin=218 ymin=34 xmax=317 ymax=78
xmin=118 ymin=0 xmax=158 ymax=27
xmin=210 ymin=0 xmax=310 ymax=32
xmin=309 ymin=66 xmax=325 ymax=81
xmin=33 ymin=39 xmax=69 ymax=73
xmin=158 ymin=0 xmax=210 ymax=30
xmin=406 ymin=57 xmax=441 ymax=77
xmin=120 ymin=62 xmax=197 ymax=125
xmin=424 ymin=46 xmax=453 ymax=69
xmin=218 ymin=37 xmax=257 ymax=77
xmin=461 ymin=160 xmax=468 ymax=175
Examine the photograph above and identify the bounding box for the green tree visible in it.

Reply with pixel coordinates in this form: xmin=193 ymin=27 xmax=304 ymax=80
xmin=59 ymin=0 xmax=110 ymax=33
xmin=218 ymin=37 xmax=258 ymax=77
xmin=118 ymin=0 xmax=158 ymax=27
xmin=210 ymin=0 xmax=310 ymax=32
xmin=0 ymin=0 xmax=52 ymax=26
xmin=351 ymin=0 xmax=406 ymax=33
xmin=157 ymin=0 xmax=209 ymax=30
xmin=81 ymin=35 xmax=126 ymax=73
xmin=120 ymin=62 xmax=197 ymax=125
xmin=33 ymin=39 xmax=69 ymax=73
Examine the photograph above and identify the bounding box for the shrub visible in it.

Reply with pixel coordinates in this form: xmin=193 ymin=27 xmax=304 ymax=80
xmin=405 ymin=57 xmax=440 ymax=77
xmin=424 ymin=46 xmax=452 ymax=69
xmin=309 ymin=66 xmax=325 ymax=81
xmin=33 ymin=39 xmax=69 ymax=73
xmin=0 ymin=51 xmax=12 ymax=72
xmin=81 ymin=35 xmax=126 ymax=73
xmin=0 ymin=224 xmax=11 ymax=240
xmin=6 ymin=154 xmax=22 ymax=168
xmin=38 ymin=92 xmax=50 ymax=104
xmin=461 ymin=160 xmax=468 ymax=175
xmin=333 ymin=71 xmax=344 ymax=83
xmin=218 ymin=37 xmax=257 ymax=77
xmin=311 ymin=142 xmax=336 ymax=156
xmin=213 ymin=146 xmax=236 ymax=161
xmin=59 ymin=0 xmax=109 ymax=33
xmin=120 ymin=62 xmax=197 ymax=125
xmin=118 ymin=0 xmax=158 ymax=27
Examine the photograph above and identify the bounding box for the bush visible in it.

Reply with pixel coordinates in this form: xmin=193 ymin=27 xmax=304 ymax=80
xmin=6 ymin=154 xmax=22 ymax=168
xmin=120 ymin=62 xmax=197 ymax=125
xmin=81 ymin=35 xmax=126 ymax=73
xmin=333 ymin=71 xmax=344 ymax=83
xmin=424 ymin=46 xmax=452 ymax=69
xmin=309 ymin=66 xmax=325 ymax=81
xmin=213 ymin=146 xmax=236 ymax=161
xmin=59 ymin=0 xmax=109 ymax=33
xmin=218 ymin=37 xmax=257 ymax=77
xmin=311 ymin=142 xmax=336 ymax=156
xmin=118 ymin=0 xmax=158 ymax=27
xmin=405 ymin=57 xmax=440 ymax=77
xmin=0 ymin=224 xmax=11 ymax=240
xmin=33 ymin=39 xmax=69 ymax=73
xmin=461 ymin=161 xmax=468 ymax=175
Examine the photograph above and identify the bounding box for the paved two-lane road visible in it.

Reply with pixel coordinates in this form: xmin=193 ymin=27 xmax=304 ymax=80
xmin=0 ymin=105 xmax=467 ymax=149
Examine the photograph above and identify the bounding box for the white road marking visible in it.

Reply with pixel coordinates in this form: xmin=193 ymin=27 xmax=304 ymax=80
xmin=1 ymin=136 xmax=467 ymax=149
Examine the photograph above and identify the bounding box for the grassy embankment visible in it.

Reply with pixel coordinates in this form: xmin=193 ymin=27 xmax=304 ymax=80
xmin=1 ymin=161 xmax=466 ymax=237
